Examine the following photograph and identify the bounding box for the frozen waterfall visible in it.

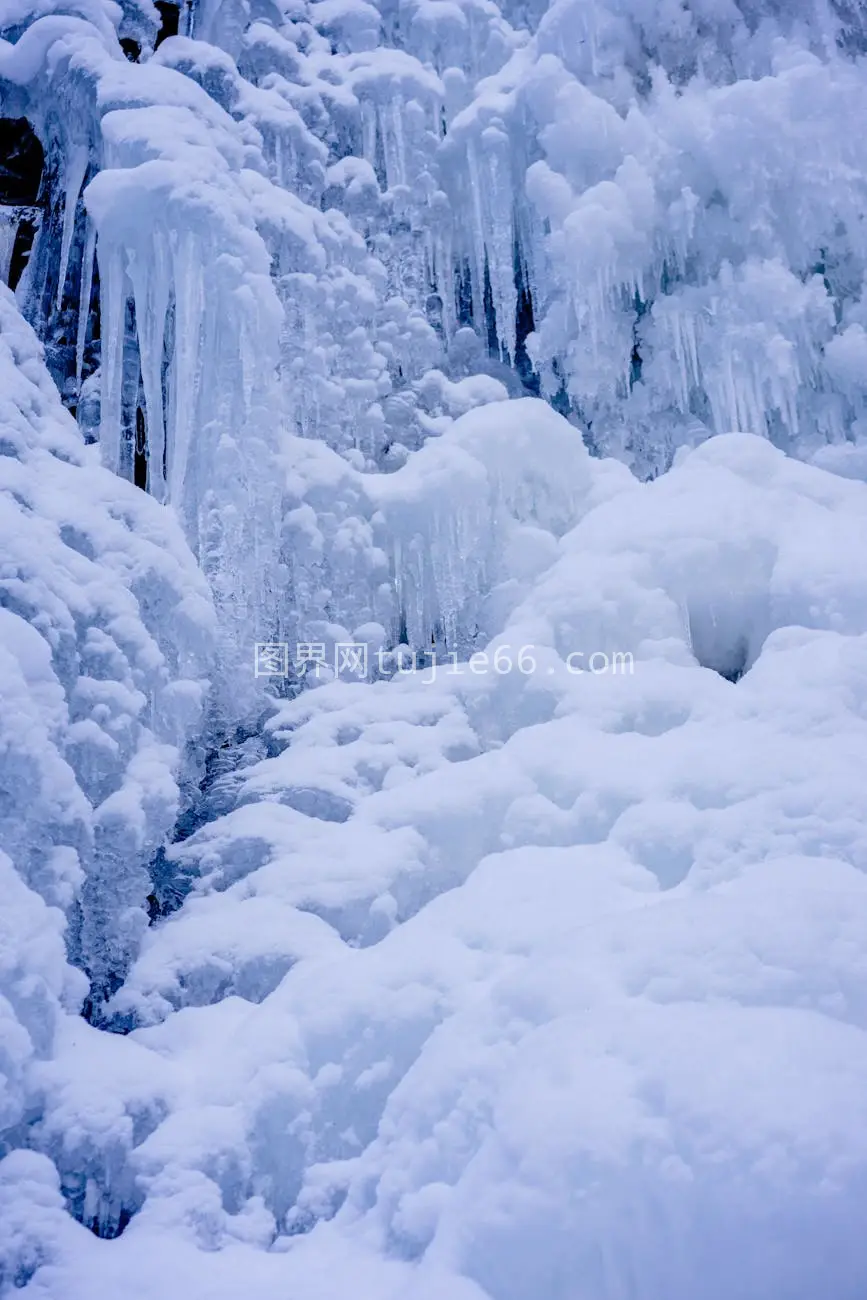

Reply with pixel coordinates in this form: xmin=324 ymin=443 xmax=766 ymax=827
xmin=4 ymin=0 xmax=867 ymax=1297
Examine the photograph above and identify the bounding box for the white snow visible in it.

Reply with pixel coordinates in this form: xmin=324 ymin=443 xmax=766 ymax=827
xmin=0 ymin=282 xmax=213 ymax=1114
xmin=7 ymin=399 xmax=867 ymax=1297
xmin=5 ymin=0 xmax=867 ymax=1295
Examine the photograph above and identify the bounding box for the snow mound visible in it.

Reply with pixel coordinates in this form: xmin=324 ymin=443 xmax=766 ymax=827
xmin=17 ymin=417 xmax=867 ymax=1300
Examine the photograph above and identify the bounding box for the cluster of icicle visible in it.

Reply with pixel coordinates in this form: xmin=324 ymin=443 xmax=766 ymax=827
xmin=5 ymin=0 xmax=867 ymax=675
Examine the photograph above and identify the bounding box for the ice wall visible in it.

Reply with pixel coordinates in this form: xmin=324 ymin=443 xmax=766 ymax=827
xmin=442 ymin=0 xmax=867 ymax=470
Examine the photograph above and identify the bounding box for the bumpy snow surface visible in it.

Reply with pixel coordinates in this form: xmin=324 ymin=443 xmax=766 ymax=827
xmin=5 ymin=0 xmax=867 ymax=1296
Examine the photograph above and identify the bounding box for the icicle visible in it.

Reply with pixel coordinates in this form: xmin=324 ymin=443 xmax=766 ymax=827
xmin=167 ymin=231 xmax=204 ymax=505
xmin=75 ymin=219 xmax=96 ymax=387
xmin=98 ymin=244 xmax=127 ymax=474
xmin=378 ymin=103 xmax=394 ymax=190
xmin=672 ymin=311 xmax=691 ymax=410
xmin=56 ymin=147 xmax=89 ymax=312
xmin=362 ymin=101 xmax=377 ymax=169
xmin=390 ymin=96 xmax=407 ymax=188
xmin=432 ymin=230 xmax=455 ymax=339
xmin=464 ymin=140 xmax=488 ymax=334
xmin=683 ymin=312 xmax=699 ymax=398
xmin=484 ymin=141 xmax=517 ymax=361
xmin=128 ymin=230 xmax=171 ymax=501
xmin=0 ymin=209 xmax=19 ymax=285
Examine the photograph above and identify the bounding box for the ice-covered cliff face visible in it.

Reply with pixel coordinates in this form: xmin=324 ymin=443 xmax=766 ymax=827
xmin=5 ymin=0 xmax=867 ymax=571
xmin=4 ymin=0 xmax=867 ymax=673
xmin=5 ymin=0 xmax=867 ymax=1297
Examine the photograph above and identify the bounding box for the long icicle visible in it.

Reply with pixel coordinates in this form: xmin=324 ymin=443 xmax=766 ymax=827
xmin=56 ymin=147 xmax=89 ymax=312
xmin=97 ymin=243 xmax=126 ymax=475
xmin=129 ymin=230 xmax=170 ymax=501
xmin=75 ymin=218 xmax=96 ymax=388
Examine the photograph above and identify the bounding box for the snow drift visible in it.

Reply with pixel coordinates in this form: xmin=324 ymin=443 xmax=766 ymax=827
xmin=6 ymin=397 xmax=867 ymax=1299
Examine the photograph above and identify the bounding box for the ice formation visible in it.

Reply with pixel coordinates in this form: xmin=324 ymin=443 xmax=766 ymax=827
xmin=4 ymin=0 xmax=867 ymax=1296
